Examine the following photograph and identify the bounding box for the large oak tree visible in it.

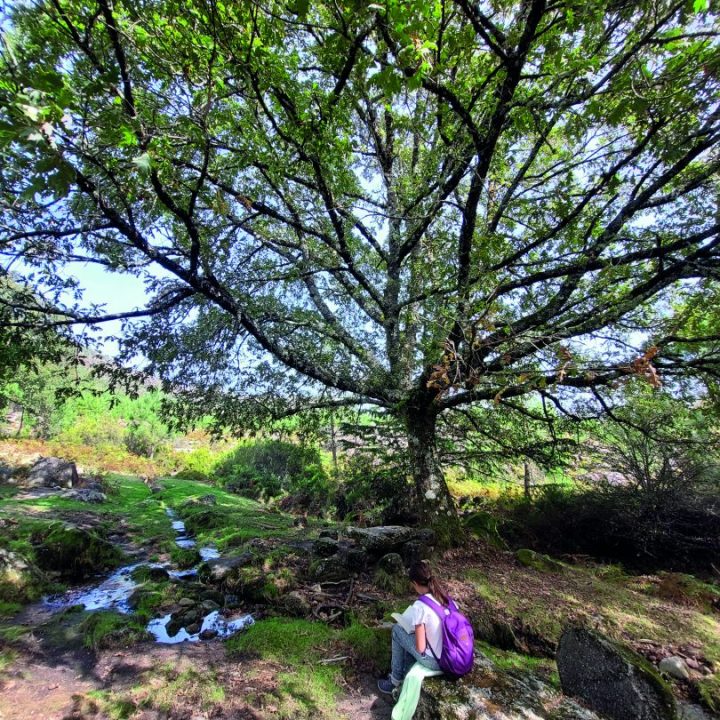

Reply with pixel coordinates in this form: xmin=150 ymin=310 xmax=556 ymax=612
xmin=1 ymin=0 xmax=719 ymax=534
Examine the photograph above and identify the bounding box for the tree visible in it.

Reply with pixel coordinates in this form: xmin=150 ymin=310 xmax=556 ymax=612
xmin=1 ymin=0 xmax=719 ymax=537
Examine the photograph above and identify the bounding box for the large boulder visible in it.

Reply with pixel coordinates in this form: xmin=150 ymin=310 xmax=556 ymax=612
xmin=33 ymin=524 xmax=123 ymax=581
xmin=26 ymin=457 xmax=78 ymax=489
xmin=345 ymin=525 xmax=418 ymax=554
xmin=416 ymin=654 xmax=603 ymax=720
xmin=556 ymin=627 xmax=677 ymax=720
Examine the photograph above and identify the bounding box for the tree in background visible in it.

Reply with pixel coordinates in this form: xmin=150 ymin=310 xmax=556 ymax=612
xmin=2 ymin=0 xmax=719 ymax=535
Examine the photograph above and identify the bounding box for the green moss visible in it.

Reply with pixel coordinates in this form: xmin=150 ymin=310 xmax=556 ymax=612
xmin=80 ymin=611 xmax=151 ymax=650
xmin=374 ymin=567 xmax=409 ymax=595
xmin=226 ymin=617 xmax=334 ymax=663
xmin=339 ymin=620 xmax=391 ymax=672
xmin=477 ymin=642 xmax=560 ymax=689
xmin=0 ymin=647 xmax=17 ymax=672
xmin=515 ymin=549 xmax=565 ymax=573
xmin=0 ymin=600 xmax=21 ymax=618
xmin=170 ymin=545 xmax=201 ymax=569
xmin=34 ymin=524 xmax=124 ymax=581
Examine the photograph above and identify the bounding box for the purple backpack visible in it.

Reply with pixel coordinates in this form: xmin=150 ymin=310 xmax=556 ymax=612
xmin=419 ymin=595 xmax=475 ymax=678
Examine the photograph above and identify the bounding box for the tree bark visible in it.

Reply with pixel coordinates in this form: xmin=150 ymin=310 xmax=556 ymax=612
xmin=403 ymin=401 xmax=462 ymax=546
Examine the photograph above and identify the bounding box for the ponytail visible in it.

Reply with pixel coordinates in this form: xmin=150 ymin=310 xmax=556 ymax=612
xmin=408 ymin=560 xmax=450 ymax=607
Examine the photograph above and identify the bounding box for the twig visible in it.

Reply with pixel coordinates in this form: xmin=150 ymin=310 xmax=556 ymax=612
xmin=319 ymin=655 xmax=350 ymax=664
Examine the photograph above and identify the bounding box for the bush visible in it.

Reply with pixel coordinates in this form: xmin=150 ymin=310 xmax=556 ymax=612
xmin=215 ymin=440 xmax=332 ymax=511
xmin=498 ymin=484 xmax=720 ymax=575
xmin=335 ymin=453 xmax=415 ymax=525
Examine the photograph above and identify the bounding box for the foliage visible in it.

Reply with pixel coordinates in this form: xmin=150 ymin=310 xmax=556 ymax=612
xmin=597 ymin=389 xmax=720 ymax=494
xmin=497 ymin=482 xmax=720 ymax=574
xmin=215 ymin=439 xmax=332 ymax=511
xmin=3 ymin=0 xmax=719 ymax=523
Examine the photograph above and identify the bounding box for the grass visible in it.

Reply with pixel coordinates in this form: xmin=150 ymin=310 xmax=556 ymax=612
xmin=478 ymin=641 xmax=560 ymax=689
xmin=0 ymin=647 xmax=17 ymax=672
xmin=79 ymin=610 xmax=151 ymax=650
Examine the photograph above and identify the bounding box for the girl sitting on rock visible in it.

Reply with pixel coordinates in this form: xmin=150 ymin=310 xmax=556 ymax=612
xmin=377 ymin=560 xmax=449 ymax=693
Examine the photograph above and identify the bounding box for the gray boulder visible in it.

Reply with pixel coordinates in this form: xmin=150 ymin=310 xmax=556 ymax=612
xmin=378 ymin=552 xmax=405 ymax=575
xmin=309 ymin=555 xmax=351 ymax=582
xmin=312 ymin=537 xmax=340 ymax=557
xmin=26 ymin=457 xmax=78 ymax=489
xmin=66 ymin=489 xmax=107 ymax=503
xmin=346 ymin=525 xmax=416 ymax=553
xmin=556 ymin=627 xmax=677 ymax=720
xmin=416 ymin=654 xmax=603 ymax=720
xmin=198 ymin=552 xmax=254 ymax=584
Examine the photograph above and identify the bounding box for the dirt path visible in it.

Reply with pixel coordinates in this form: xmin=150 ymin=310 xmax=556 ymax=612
xmin=0 ymin=640 xmax=392 ymax=720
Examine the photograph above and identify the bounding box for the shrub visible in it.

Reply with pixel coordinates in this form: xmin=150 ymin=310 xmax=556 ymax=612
xmin=215 ymin=440 xmax=332 ymax=511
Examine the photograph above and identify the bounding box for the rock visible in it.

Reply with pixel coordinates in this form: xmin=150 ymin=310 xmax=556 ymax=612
xmin=312 ymin=537 xmax=340 ymax=558
xmin=178 ymin=597 xmax=195 ymax=608
xmin=199 ymin=628 xmax=218 ymax=640
xmin=378 ymin=552 xmax=405 ymax=575
xmin=346 ymin=526 xmax=416 ymax=553
xmin=659 ymin=656 xmax=691 ymax=681
xmin=34 ymin=525 xmax=122 ymax=581
xmin=26 ymin=457 xmax=78 ymax=489
xmin=338 ymin=545 xmax=368 ymax=570
xmin=677 ymin=701 xmax=716 ymax=720
xmin=200 ymin=599 xmax=220 ymax=614
xmin=184 ymin=494 xmax=217 ymax=507
xmin=309 ymin=556 xmax=351 ymax=582
xmin=198 ymin=553 xmax=254 ymax=584
xmin=66 ymin=489 xmax=107 ymax=503
xmin=0 ymin=548 xmax=47 ymax=602
xmin=319 ymin=529 xmax=339 ymax=540
xmin=516 ymin=549 xmax=565 ymax=573
xmin=416 ymin=654 xmax=603 ymax=720
xmin=556 ymin=627 xmax=677 ymax=720
xmin=401 ymin=540 xmax=431 ymax=566
xmin=281 ymin=590 xmax=312 ymax=618
xmin=186 ymin=622 xmax=201 ymax=635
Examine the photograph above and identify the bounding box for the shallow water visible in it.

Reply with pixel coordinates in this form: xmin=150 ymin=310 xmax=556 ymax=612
xmin=42 ymin=506 xmax=250 ymax=643
xmin=147 ymin=610 xmax=254 ymax=644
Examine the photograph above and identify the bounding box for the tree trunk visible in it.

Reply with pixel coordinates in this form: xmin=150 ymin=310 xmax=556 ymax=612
xmin=404 ymin=405 xmax=462 ymax=547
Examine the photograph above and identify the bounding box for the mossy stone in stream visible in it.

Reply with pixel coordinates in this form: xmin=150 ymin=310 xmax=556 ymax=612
xmin=34 ymin=525 xmax=123 ymax=581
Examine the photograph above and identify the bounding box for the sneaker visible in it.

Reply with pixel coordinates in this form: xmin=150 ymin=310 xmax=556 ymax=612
xmin=377 ymin=677 xmax=396 ymax=695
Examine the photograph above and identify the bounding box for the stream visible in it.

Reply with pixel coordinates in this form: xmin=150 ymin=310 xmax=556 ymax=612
xmin=43 ymin=508 xmax=254 ymax=643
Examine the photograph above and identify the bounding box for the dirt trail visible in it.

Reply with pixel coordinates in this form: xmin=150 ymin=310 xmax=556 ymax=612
xmin=0 ymin=640 xmax=391 ymax=720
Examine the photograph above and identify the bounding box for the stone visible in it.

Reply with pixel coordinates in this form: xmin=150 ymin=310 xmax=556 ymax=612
xmin=556 ymin=627 xmax=677 ymax=720
xmin=401 ymin=540 xmax=431 ymax=567
xmin=338 ymin=545 xmax=368 ymax=570
xmin=178 ymin=597 xmax=195 ymax=608
xmin=199 ymin=628 xmax=218 ymax=640
xmin=66 ymin=489 xmax=107 ymax=503
xmin=0 ymin=548 xmax=47 ymax=602
xmin=319 ymin=529 xmax=339 ymax=540
xmin=26 ymin=457 xmax=78 ymax=489
xmin=198 ymin=552 xmax=254 ymax=584
xmin=281 ymin=590 xmax=312 ymax=618
xmin=378 ymin=552 xmax=405 ymax=575
xmin=309 ymin=556 xmax=351 ymax=582
xmin=312 ymin=537 xmax=340 ymax=557
xmin=346 ymin=525 xmax=416 ymax=553
xmin=659 ymin=656 xmax=691 ymax=681
xmin=200 ymin=599 xmax=220 ymax=613
xmin=416 ymin=654 xmax=603 ymax=720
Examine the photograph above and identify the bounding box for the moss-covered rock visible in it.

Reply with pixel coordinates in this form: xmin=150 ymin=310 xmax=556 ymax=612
xmin=0 ymin=548 xmax=47 ymax=602
xmin=516 ymin=549 xmax=566 ymax=573
xmin=33 ymin=525 xmax=123 ymax=582
xmin=416 ymin=654 xmax=603 ymax=719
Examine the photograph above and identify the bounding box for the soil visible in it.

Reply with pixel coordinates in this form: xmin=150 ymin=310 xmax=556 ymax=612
xmin=0 ymin=639 xmax=392 ymax=720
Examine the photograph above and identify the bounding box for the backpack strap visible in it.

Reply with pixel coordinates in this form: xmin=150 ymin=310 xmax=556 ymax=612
xmin=418 ymin=594 xmax=455 ymax=663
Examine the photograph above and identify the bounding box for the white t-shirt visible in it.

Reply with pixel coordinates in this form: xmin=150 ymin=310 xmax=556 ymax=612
xmin=410 ymin=593 xmax=444 ymax=658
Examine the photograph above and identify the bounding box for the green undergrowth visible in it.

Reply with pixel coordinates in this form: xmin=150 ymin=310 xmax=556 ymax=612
xmin=226 ymin=617 xmax=390 ymax=718
xmin=0 ymin=647 xmax=17 ymax=672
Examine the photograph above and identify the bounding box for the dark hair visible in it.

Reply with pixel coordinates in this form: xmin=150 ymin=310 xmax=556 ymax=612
xmin=408 ymin=560 xmax=450 ymax=606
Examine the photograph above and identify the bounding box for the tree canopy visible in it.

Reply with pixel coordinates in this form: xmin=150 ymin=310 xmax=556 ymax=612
xmin=1 ymin=0 xmax=719 ymax=529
